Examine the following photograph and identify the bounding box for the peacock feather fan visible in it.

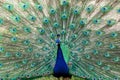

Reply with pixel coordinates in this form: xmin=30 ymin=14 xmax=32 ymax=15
xmin=0 ymin=0 xmax=120 ymax=80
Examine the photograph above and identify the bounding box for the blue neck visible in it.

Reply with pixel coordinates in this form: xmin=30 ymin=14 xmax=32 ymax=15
xmin=53 ymin=44 xmax=69 ymax=77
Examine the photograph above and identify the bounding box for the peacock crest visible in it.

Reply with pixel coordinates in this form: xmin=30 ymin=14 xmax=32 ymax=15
xmin=0 ymin=0 xmax=120 ymax=80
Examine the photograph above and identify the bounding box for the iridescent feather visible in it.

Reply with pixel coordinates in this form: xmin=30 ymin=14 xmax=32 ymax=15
xmin=0 ymin=0 xmax=120 ymax=80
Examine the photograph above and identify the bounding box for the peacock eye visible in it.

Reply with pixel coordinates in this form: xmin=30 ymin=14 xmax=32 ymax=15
xmin=38 ymin=6 xmax=42 ymax=8
xmin=50 ymin=9 xmax=56 ymax=14
xmin=5 ymin=52 xmax=11 ymax=57
xmin=71 ymin=34 xmax=77 ymax=39
xmin=39 ymin=29 xmax=45 ymax=35
xmin=92 ymin=18 xmax=101 ymax=24
xmin=113 ymin=57 xmax=119 ymax=62
xmin=7 ymin=5 xmax=12 ymax=10
xmin=61 ymin=30 xmax=66 ymax=35
xmin=35 ymin=53 xmax=40 ymax=58
xmin=109 ymin=44 xmax=116 ymax=49
xmin=62 ymin=0 xmax=68 ymax=6
xmin=0 ymin=18 xmax=3 ymax=25
xmin=63 ymin=1 xmax=66 ymax=3
xmin=37 ymin=38 xmax=44 ymax=44
xmin=21 ymin=74 xmax=24 ymax=77
xmin=69 ymin=23 xmax=75 ymax=30
xmin=108 ymin=20 xmax=111 ymax=23
xmin=87 ymin=8 xmax=90 ymax=10
xmin=12 ymin=29 xmax=15 ymax=31
xmin=101 ymin=7 xmax=107 ymax=12
xmin=29 ymin=16 xmax=36 ymax=21
xmin=82 ymin=30 xmax=90 ymax=36
xmin=0 ymin=46 xmax=4 ymax=53
xmin=97 ymin=61 xmax=102 ymax=66
xmin=95 ymin=20 xmax=98 ymax=23
xmin=21 ymin=3 xmax=29 ymax=10
xmin=22 ymin=59 xmax=28 ymax=64
xmin=89 ymin=65 xmax=94 ymax=70
xmin=101 ymin=6 xmax=111 ymax=13
xmin=80 ymin=21 xmax=84 ymax=24
xmin=51 ymin=9 xmax=54 ymax=12
xmin=23 ymin=40 xmax=30 ymax=45
xmin=10 ymin=28 xmax=17 ymax=33
xmin=6 ymin=74 xmax=9 ymax=77
xmin=31 ymin=63 xmax=36 ymax=68
xmin=45 ymin=20 xmax=48 ymax=22
xmin=83 ymin=32 xmax=88 ymax=35
xmin=36 ymin=72 xmax=39 ymax=75
xmin=27 ymin=47 xmax=33 ymax=52
xmin=114 ymin=77 xmax=119 ymax=80
xmin=15 ymin=64 xmax=20 ymax=68
xmin=103 ymin=7 xmax=106 ymax=10
xmin=36 ymin=5 xmax=43 ymax=11
xmin=82 ymin=39 xmax=89 ymax=45
xmin=75 ymin=10 xmax=77 ymax=12
xmin=79 ymin=18 xmax=87 ymax=26
xmin=104 ymin=66 xmax=110 ymax=71
xmin=0 ymin=63 xmax=3 ymax=67
xmin=106 ymin=19 xmax=116 ymax=26
xmin=43 ymin=18 xmax=49 ymax=24
xmin=50 ymin=33 xmax=55 ymax=38
xmin=23 ymin=27 xmax=31 ymax=33
xmin=117 ymin=8 xmax=120 ymax=13
xmin=53 ymin=22 xmax=59 ymax=28
xmin=16 ymin=52 xmax=21 ymax=57
xmin=26 ymin=74 xmax=30 ymax=78
xmin=96 ymin=30 xmax=104 ymax=36
xmin=69 ymin=43 xmax=75 ymax=48
xmin=73 ymin=9 xmax=79 ymax=15
xmin=8 ymin=5 xmax=10 ymax=8
xmin=23 ymin=4 xmax=26 ymax=8
xmin=110 ymin=32 xmax=118 ymax=38
xmin=92 ymin=49 xmax=99 ymax=55
xmin=61 ymin=13 xmax=67 ymax=19
xmin=43 ymin=46 xmax=49 ymax=51
xmin=77 ymin=48 xmax=83 ymax=52
xmin=95 ymin=41 xmax=103 ymax=47
xmin=15 ymin=17 xmax=19 ymax=21
xmin=97 ymin=32 xmax=100 ymax=34
xmin=86 ymin=5 xmax=94 ymax=13
xmin=17 ymin=77 xmax=21 ymax=80
xmin=0 ymin=78 xmax=3 ymax=80
xmin=85 ymin=54 xmax=91 ymax=59
xmin=11 ymin=37 xmax=18 ymax=42
xmin=104 ymin=52 xmax=110 ymax=58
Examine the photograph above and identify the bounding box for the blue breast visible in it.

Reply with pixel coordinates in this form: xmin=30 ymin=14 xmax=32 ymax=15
xmin=53 ymin=44 xmax=69 ymax=77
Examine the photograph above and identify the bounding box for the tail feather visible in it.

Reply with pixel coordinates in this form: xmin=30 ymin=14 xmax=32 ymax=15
xmin=0 ymin=0 xmax=120 ymax=79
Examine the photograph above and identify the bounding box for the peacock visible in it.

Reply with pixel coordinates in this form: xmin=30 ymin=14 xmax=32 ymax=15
xmin=0 ymin=0 xmax=120 ymax=80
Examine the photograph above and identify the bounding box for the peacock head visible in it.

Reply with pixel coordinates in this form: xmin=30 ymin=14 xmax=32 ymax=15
xmin=57 ymin=34 xmax=60 ymax=38
xmin=56 ymin=34 xmax=61 ymax=44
